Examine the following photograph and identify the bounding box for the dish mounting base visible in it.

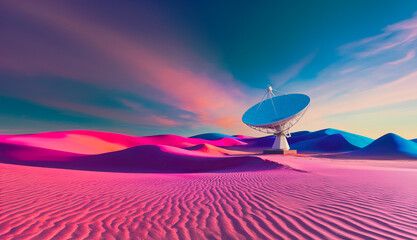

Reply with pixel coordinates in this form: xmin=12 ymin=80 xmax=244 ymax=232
xmin=263 ymin=149 xmax=297 ymax=155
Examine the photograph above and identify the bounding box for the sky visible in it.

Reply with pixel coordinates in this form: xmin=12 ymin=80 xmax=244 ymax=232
xmin=1 ymin=0 xmax=417 ymax=138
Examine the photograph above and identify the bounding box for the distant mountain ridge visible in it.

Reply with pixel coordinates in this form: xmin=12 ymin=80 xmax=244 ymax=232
xmin=341 ymin=133 xmax=417 ymax=159
xmin=190 ymin=133 xmax=237 ymax=140
xmin=291 ymin=134 xmax=362 ymax=152
xmin=288 ymin=128 xmax=373 ymax=148
xmin=0 ymin=129 xmax=415 ymax=169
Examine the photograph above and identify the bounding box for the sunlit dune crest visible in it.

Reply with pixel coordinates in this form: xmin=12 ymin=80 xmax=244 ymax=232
xmin=0 ymin=130 xmax=246 ymax=155
xmin=340 ymin=133 xmax=417 ymax=159
xmin=184 ymin=143 xmax=248 ymax=156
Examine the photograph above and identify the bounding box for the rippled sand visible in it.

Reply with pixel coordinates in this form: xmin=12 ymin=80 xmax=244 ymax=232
xmin=2 ymin=157 xmax=417 ymax=240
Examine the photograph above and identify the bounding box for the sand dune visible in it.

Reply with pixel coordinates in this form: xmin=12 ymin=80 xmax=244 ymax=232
xmin=0 ymin=131 xmax=246 ymax=155
xmin=291 ymin=134 xmax=362 ymax=153
xmin=290 ymin=130 xmax=311 ymax=137
xmin=0 ymin=130 xmax=417 ymax=239
xmin=1 ymin=159 xmax=417 ymax=239
xmin=0 ymin=131 xmax=264 ymax=173
xmin=242 ymin=135 xmax=275 ymax=147
xmin=288 ymin=128 xmax=373 ymax=147
xmin=0 ymin=130 xmax=140 ymax=154
xmin=142 ymin=134 xmax=245 ymax=148
xmin=233 ymin=135 xmax=255 ymax=140
xmin=341 ymin=133 xmax=417 ymax=160
xmin=184 ymin=143 xmax=248 ymax=156
xmin=232 ymin=129 xmax=372 ymax=152
xmin=71 ymin=145 xmax=279 ymax=173
xmin=0 ymin=142 xmax=83 ymax=161
xmin=0 ymin=143 xmax=278 ymax=173
xmin=1 ymin=130 xmax=417 ymax=239
xmin=190 ymin=133 xmax=237 ymax=140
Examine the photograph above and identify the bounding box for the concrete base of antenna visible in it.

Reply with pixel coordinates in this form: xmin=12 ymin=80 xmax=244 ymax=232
xmin=262 ymin=133 xmax=297 ymax=155
xmin=263 ymin=149 xmax=297 ymax=155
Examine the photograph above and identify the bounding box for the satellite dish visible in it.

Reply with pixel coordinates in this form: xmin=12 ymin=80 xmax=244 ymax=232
xmin=242 ymin=86 xmax=310 ymax=151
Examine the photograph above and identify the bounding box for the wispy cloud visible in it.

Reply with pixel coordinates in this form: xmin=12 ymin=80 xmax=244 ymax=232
xmin=0 ymin=1 xmax=253 ymax=133
xmin=270 ymin=51 xmax=316 ymax=88
xmin=386 ymin=49 xmax=415 ymax=65
xmin=341 ymin=12 xmax=417 ymax=58
xmin=292 ymin=12 xmax=417 ymax=138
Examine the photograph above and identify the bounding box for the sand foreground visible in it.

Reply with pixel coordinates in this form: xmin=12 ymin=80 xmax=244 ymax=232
xmin=1 ymin=156 xmax=417 ymax=240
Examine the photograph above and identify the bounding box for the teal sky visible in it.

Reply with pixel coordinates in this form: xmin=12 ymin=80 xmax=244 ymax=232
xmin=0 ymin=1 xmax=417 ymax=138
xmin=165 ymin=0 xmax=416 ymax=87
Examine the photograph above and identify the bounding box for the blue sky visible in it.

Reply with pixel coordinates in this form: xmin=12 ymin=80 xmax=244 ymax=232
xmin=0 ymin=1 xmax=417 ymax=138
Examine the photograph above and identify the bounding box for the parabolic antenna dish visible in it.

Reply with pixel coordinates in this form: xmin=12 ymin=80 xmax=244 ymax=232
xmin=242 ymin=86 xmax=310 ymax=151
xmin=242 ymin=94 xmax=310 ymax=133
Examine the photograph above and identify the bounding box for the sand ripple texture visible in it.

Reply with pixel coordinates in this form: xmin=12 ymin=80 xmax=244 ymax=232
xmin=1 ymin=162 xmax=417 ymax=240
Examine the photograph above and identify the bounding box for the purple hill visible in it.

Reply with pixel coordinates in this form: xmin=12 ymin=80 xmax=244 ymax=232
xmin=239 ymin=129 xmax=372 ymax=150
xmin=0 ymin=144 xmax=281 ymax=173
xmin=291 ymin=134 xmax=361 ymax=152
xmin=288 ymin=128 xmax=373 ymax=148
xmin=342 ymin=133 xmax=417 ymax=160
xmin=247 ymin=135 xmax=275 ymax=147
xmin=190 ymin=133 xmax=237 ymax=140
xmin=290 ymin=131 xmax=311 ymax=137
xmin=241 ymin=131 xmax=311 ymax=148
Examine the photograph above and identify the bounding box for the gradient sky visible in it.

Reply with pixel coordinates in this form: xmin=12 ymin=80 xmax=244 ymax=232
xmin=1 ymin=0 xmax=417 ymax=138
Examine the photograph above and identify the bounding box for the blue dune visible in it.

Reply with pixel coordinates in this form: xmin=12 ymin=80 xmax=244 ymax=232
xmin=190 ymin=133 xmax=237 ymax=140
xmin=242 ymin=129 xmax=371 ymax=150
xmin=291 ymin=134 xmax=361 ymax=152
xmin=288 ymin=128 xmax=373 ymax=148
xmin=290 ymin=131 xmax=311 ymax=137
xmin=344 ymin=133 xmax=417 ymax=159
xmin=412 ymin=139 xmax=417 ymax=143
xmin=249 ymin=135 xmax=275 ymax=147
xmin=244 ymin=131 xmax=310 ymax=148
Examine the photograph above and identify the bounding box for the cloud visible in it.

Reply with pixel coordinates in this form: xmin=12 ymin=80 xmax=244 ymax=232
xmin=270 ymin=51 xmax=316 ymax=88
xmin=0 ymin=1 xmax=253 ymax=133
xmin=386 ymin=49 xmax=415 ymax=65
xmin=340 ymin=13 xmax=417 ymax=58
xmin=292 ymin=12 xmax=417 ymax=138
xmin=148 ymin=115 xmax=181 ymax=127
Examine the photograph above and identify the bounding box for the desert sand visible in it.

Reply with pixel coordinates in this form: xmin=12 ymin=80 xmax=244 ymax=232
xmin=1 ymin=130 xmax=417 ymax=239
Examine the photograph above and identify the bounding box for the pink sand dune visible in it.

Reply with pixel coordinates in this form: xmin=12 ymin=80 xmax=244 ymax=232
xmin=0 ymin=142 xmax=83 ymax=162
xmin=1 ymin=159 xmax=417 ymax=239
xmin=1 ymin=130 xmax=417 ymax=239
xmin=0 ymin=142 xmax=279 ymax=173
xmin=72 ymin=145 xmax=280 ymax=173
xmin=184 ymin=143 xmax=250 ymax=156
xmin=140 ymin=134 xmax=246 ymax=148
xmin=0 ymin=130 xmax=246 ymax=155
xmin=233 ymin=134 xmax=256 ymax=140
xmin=0 ymin=130 xmax=141 ymax=154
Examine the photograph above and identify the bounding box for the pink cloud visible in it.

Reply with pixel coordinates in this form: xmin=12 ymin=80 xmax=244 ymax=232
xmin=386 ymin=49 xmax=416 ymax=65
xmin=1 ymin=1 xmax=251 ymax=131
xmin=292 ymin=13 xmax=417 ymax=138
xmin=356 ymin=14 xmax=417 ymax=57
xmin=34 ymin=99 xmax=183 ymax=128
xmin=339 ymin=66 xmax=360 ymax=75
xmin=148 ymin=115 xmax=180 ymax=127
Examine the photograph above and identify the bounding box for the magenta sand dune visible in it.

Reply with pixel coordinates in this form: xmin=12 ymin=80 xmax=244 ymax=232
xmin=1 ymin=130 xmax=417 ymax=239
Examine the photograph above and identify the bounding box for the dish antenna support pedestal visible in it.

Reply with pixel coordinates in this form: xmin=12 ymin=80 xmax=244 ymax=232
xmin=273 ymin=133 xmax=290 ymax=150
